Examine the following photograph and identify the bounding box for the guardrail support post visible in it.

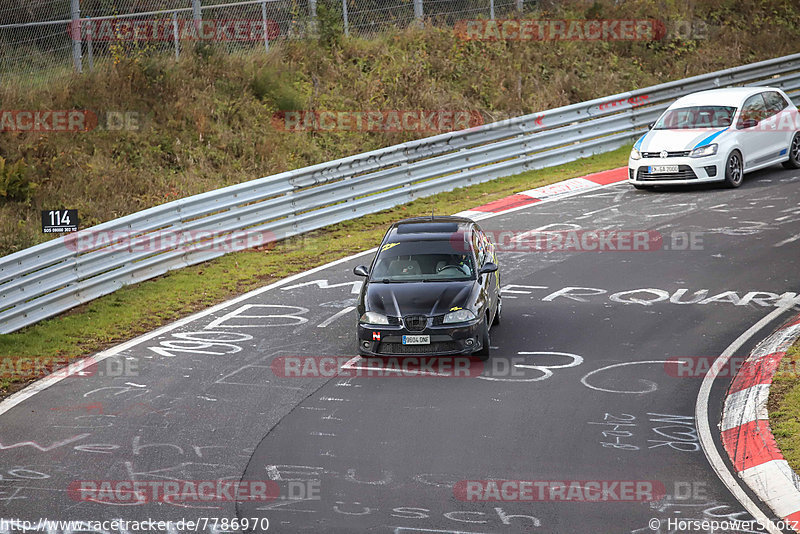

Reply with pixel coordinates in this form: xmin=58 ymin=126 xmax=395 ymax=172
xmin=516 ymin=0 xmax=522 ymax=13
xmin=172 ymin=11 xmax=181 ymax=60
xmin=489 ymin=0 xmax=495 ymax=19
xmin=70 ymin=0 xmax=82 ymax=73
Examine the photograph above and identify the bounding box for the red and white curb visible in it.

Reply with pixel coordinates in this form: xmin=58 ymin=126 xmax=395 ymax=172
xmin=721 ymin=314 xmax=800 ymax=530
xmin=455 ymin=166 xmax=627 ymax=219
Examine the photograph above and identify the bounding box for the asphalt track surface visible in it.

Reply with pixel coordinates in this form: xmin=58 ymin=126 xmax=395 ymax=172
xmin=1 ymin=166 xmax=800 ymax=534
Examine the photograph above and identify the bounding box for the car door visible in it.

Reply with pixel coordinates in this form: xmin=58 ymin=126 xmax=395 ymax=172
xmin=736 ymin=93 xmax=773 ymax=169
xmin=763 ymin=91 xmax=794 ymax=159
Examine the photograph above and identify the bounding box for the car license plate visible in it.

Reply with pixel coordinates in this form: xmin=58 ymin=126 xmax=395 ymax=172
xmin=649 ymin=165 xmax=679 ymax=174
xmin=402 ymin=335 xmax=430 ymax=345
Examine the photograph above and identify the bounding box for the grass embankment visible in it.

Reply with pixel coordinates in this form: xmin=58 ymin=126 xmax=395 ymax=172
xmin=768 ymin=336 xmax=800 ymax=470
xmin=0 ymin=0 xmax=799 ymax=394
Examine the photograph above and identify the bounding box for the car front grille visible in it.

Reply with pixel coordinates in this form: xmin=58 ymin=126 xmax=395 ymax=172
xmin=637 ymin=165 xmax=698 ymax=181
xmin=376 ymin=342 xmax=461 ymax=354
xmin=641 ymin=150 xmax=690 ymax=158
xmin=403 ymin=315 xmax=428 ymax=332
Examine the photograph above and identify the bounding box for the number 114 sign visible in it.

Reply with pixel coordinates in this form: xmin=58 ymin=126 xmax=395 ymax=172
xmin=41 ymin=209 xmax=79 ymax=233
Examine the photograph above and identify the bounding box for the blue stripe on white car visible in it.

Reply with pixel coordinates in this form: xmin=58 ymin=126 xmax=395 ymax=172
xmin=693 ymin=127 xmax=728 ymax=149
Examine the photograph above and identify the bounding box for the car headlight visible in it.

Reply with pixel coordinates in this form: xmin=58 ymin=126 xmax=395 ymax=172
xmin=443 ymin=309 xmax=477 ymax=324
xmin=630 ymin=148 xmax=641 ymax=160
xmin=689 ymin=143 xmax=718 ymax=158
xmin=359 ymin=311 xmax=389 ymax=325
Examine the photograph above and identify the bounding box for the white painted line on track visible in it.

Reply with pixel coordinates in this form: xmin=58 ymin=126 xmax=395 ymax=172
xmin=695 ymin=304 xmax=797 ymax=534
xmin=317 ymin=306 xmax=356 ymax=328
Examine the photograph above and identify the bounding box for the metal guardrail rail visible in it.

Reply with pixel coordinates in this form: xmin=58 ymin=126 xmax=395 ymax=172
xmin=2 ymin=52 xmax=800 ymax=333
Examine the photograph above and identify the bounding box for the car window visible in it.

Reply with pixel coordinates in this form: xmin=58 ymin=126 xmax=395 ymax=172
xmin=653 ymin=106 xmax=735 ymax=129
xmin=370 ymin=240 xmax=475 ymax=282
xmin=764 ymin=91 xmax=789 ymax=116
xmin=472 ymin=230 xmax=486 ymax=267
xmin=738 ymin=94 xmax=768 ymax=128
xmin=480 ymin=230 xmax=495 ymax=264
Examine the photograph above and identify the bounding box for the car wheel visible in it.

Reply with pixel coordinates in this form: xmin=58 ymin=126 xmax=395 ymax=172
xmin=492 ymin=297 xmax=502 ymax=326
xmin=632 ymin=184 xmax=651 ymax=190
xmin=723 ymin=150 xmax=744 ymax=188
xmin=475 ymin=316 xmax=490 ymax=361
xmin=782 ymin=133 xmax=800 ymax=169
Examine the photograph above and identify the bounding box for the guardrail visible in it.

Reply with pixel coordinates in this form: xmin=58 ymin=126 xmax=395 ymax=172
xmin=2 ymin=52 xmax=800 ymax=333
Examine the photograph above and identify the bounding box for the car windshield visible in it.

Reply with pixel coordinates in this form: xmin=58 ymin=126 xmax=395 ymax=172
xmin=370 ymin=239 xmax=475 ymax=282
xmin=653 ymin=106 xmax=737 ymax=129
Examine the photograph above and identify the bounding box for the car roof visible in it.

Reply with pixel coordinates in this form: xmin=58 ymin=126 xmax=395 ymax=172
xmin=383 ymin=216 xmax=475 ymax=243
xmin=670 ymin=87 xmax=776 ymax=108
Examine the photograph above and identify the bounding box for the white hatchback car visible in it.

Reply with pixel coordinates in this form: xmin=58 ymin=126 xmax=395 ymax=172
xmin=628 ymin=87 xmax=800 ymax=189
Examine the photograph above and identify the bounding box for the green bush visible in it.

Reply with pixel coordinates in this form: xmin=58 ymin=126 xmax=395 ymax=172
xmin=0 ymin=157 xmax=35 ymax=203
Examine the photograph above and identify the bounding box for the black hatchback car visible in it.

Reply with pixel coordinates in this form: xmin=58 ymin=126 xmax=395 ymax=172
xmin=353 ymin=216 xmax=501 ymax=360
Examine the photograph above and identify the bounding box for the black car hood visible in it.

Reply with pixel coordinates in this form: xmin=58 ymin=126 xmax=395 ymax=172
xmin=364 ymin=280 xmax=476 ymax=317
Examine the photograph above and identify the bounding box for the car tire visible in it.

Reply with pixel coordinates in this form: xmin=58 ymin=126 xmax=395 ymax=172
xmin=723 ymin=150 xmax=744 ymax=188
xmin=782 ymin=133 xmax=800 ymax=169
xmin=492 ymin=297 xmax=502 ymax=326
xmin=475 ymin=317 xmax=490 ymax=361
xmin=632 ymin=184 xmax=651 ymax=190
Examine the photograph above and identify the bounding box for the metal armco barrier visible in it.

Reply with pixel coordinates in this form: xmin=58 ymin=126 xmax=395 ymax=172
xmin=1 ymin=52 xmax=800 ymax=333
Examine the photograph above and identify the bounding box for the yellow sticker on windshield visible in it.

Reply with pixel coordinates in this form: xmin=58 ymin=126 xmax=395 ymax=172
xmin=382 ymin=242 xmax=400 ymax=251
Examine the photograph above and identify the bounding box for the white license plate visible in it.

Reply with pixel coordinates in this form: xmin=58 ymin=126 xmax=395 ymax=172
xmin=402 ymin=335 xmax=430 ymax=345
xmin=649 ymin=165 xmax=679 ymax=174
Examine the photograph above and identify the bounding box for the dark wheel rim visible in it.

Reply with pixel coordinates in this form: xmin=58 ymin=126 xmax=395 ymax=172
xmin=792 ymin=135 xmax=800 ymax=163
xmin=728 ymin=153 xmax=742 ymax=184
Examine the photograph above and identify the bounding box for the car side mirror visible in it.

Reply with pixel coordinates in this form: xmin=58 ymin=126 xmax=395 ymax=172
xmin=353 ymin=265 xmax=369 ymax=277
xmin=479 ymin=262 xmax=498 ymax=275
